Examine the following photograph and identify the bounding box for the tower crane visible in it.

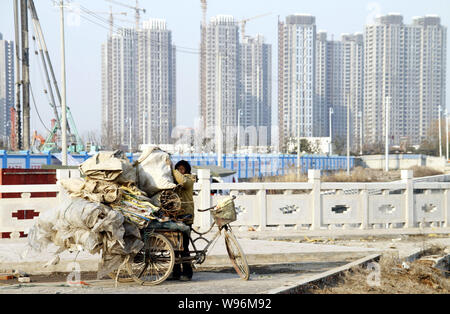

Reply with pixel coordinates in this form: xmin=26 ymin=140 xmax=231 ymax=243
xmin=238 ymin=12 xmax=272 ymax=41
xmin=90 ymin=6 xmax=128 ymax=36
xmin=105 ymin=0 xmax=146 ymax=30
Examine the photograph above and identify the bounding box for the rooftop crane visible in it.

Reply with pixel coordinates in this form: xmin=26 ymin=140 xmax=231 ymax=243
xmin=89 ymin=6 xmax=128 ymax=36
xmin=105 ymin=0 xmax=146 ymax=30
xmin=238 ymin=12 xmax=272 ymax=41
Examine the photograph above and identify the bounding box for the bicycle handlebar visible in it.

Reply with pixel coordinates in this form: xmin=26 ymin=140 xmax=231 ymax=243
xmin=197 ymin=195 xmax=237 ymax=212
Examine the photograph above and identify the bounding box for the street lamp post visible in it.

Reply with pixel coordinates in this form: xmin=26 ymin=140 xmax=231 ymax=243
xmin=297 ymin=81 xmax=301 ymax=173
xmin=217 ymin=54 xmax=223 ymax=167
xmin=446 ymin=109 xmax=449 ymax=161
xmin=237 ymin=109 xmax=242 ymax=153
xmin=438 ymin=105 xmax=442 ymax=158
xmin=358 ymin=110 xmax=363 ymax=155
xmin=346 ymin=94 xmax=350 ymax=175
xmin=329 ymin=107 xmax=333 ymax=155
xmin=385 ymin=97 xmax=390 ymax=172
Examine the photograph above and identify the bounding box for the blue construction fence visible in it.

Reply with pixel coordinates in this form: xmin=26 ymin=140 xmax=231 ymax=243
xmin=0 ymin=150 xmax=355 ymax=179
xmin=170 ymin=154 xmax=355 ymax=178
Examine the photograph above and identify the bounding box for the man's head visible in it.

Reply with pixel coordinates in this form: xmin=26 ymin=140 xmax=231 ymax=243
xmin=175 ymin=160 xmax=191 ymax=175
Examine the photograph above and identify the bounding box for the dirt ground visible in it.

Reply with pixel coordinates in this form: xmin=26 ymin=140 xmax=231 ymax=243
xmin=304 ymin=247 xmax=449 ymax=294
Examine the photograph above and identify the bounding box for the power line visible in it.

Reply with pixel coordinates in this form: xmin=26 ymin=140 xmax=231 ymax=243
xmin=30 ymin=82 xmax=52 ymax=133
xmin=75 ymin=4 xmax=203 ymax=55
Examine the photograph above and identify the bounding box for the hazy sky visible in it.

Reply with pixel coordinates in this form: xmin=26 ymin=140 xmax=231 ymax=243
xmin=0 ymin=0 xmax=448 ymax=139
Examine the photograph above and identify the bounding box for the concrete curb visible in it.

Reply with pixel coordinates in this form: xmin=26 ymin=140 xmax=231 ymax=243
xmin=235 ymin=227 xmax=450 ymax=240
xmin=434 ymin=254 xmax=450 ymax=276
xmin=265 ymin=253 xmax=382 ymax=294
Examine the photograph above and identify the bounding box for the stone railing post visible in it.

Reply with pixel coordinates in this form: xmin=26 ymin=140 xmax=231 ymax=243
xmin=197 ymin=169 xmax=212 ymax=230
xmin=309 ymin=169 xmax=321 ymax=230
xmin=445 ymin=188 xmax=450 ymax=228
xmin=56 ymin=169 xmax=70 ymax=202
xmin=402 ymin=170 xmax=414 ymax=228
xmin=360 ymin=187 xmax=369 ymax=230
xmin=257 ymin=189 xmax=267 ymax=231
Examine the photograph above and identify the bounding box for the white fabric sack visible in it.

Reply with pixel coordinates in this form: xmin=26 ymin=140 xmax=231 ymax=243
xmin=80 ymin=150 xmax=136 ymax=184
xmin=136 ymin=146 xmax=176 ymax=196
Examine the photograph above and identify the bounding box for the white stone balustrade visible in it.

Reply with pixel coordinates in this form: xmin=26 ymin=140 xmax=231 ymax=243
xmin=193 ymin=169 xmax=450 ymax=231
xmin=0 ymin=169 xmax=449 ymax=239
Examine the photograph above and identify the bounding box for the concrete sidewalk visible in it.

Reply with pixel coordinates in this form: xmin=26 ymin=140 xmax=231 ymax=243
xmin=1 ymin=227 xmax=448 ymax=275
xmin=0 ymin=235 xmax=380 ymax=275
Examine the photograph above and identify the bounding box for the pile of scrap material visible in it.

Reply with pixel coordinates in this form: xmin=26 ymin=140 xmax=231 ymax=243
xmin=27 ymin=149 xmax=175 ymax=279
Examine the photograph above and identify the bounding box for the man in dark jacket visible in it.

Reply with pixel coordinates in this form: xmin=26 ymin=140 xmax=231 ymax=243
xmin=171 ymin=160 xmax=195 ymax=281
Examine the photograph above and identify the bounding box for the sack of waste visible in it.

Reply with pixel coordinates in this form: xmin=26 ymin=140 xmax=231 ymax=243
xmin=27 ymin=197 xmax=126 ymax=254
xmin=26 ymin=149 xmax=189 ymax=279
xmin=136 ymin=146 xmax=176 ymax=197
xmin=60 ymin=177 xmax=122 ymax=204
xmin=80 ymin=150 xmax=136 ymax=184
xmin=26 ymin=194 xmax=144 ymax=278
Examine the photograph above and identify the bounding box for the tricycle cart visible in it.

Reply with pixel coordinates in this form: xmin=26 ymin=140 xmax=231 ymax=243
xmin=111 ymin=195 xmax=250 ymax=285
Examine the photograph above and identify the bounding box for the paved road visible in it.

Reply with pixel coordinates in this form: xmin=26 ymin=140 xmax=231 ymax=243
xmin=1 ymin=229 xmax=448 ymax=294
xmin=0 ymin=261 xmax=351 ymax=294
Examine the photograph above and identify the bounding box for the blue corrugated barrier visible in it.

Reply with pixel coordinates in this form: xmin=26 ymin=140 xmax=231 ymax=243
xmin=0 ymin=150 xmax=355 ymax=179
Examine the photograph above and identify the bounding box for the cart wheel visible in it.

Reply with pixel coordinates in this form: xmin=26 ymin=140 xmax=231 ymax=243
xmin=223 ymin=227 xmax=250 ymax=280
xmin=107 ymin=255 xmax=134 ymax=283
xmin=128 ymin=234 xmax=175 ymax=286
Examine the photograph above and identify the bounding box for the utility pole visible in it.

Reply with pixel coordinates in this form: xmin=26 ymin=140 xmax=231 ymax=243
xmin=13 ymin=0 xmax=22 ymax=150
xmin=21 ymin=0 xmax=30 ymax=150
xmin=60 ymin=0 xmax=67 ymax=165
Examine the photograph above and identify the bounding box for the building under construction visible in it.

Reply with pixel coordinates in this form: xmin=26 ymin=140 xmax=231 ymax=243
xmin=101 ymin=19 xmax=176 ymax=150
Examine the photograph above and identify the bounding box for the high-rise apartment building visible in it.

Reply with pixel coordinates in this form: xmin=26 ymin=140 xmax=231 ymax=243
xmin=364 ymin=14 xmax=446 ymax=146
xmin=138 ymin=19 xmax=176 ymax=145
xmin=342 ymin=33 xmax=364 ymax=152
xmin=101 ymin=19 xmax=176 ymax=149
xmin=101 ymin=28 xmax=137 ymax=149
xmin=315 ymin=31 xmax=330 ymax=139
xmin=413 ymin=16 xmax=447 ymax=142
xmin=240 ymin=34 xmax=272 ymax=146
xmin=203 ymin=15 xmax=240 ymax=132
xmin=278 ymin=14 xmax=317 ymax=150
xmin=315 ymin=32 xmax=364 ymax=151
xmin=0 ymin=33 xmax=14 ymax=146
